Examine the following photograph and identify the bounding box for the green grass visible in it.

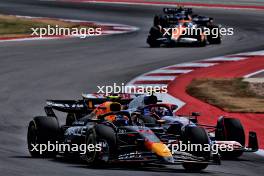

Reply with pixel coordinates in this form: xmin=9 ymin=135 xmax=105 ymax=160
xmin=0 ymin=15 xmax=96 ymax=37
xmin=0 ymin=19 xmax=47 ymax=35
xmin=186 ymin=78 xmax=264 ymax=113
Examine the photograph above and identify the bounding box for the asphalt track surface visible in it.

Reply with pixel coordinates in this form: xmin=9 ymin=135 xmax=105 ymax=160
xmin=0 ymin=0 xmax=264 ymax=175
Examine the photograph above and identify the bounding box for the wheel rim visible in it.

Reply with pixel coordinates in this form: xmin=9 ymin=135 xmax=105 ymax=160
xmin=97 ymin=139 xmax=110 ymax=162
xmin=84 ymin=135 xmax=110 ymax=163
xmin=84 ymin=133 xmax=97 ymax=163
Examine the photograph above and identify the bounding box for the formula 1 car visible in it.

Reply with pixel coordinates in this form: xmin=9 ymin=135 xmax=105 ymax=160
xmin=27 ymin=95 xmax=220 ymax=171
xmin=147 ymin=21 xmax=208 ymax=47
xmin=147 ymin=7 xmax=221 ymax=47
xmin=127 ymin=94 xmax=259 ymax=159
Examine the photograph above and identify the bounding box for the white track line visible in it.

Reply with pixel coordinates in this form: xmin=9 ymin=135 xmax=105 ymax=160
xmin=0 ymin=37 xmax=62 ymax=42
xmin=148 ymin=69 xmax=193 ymax=74
xmin=256 ymin=149 xmax=264 ymax=157
xmin=244 ymin=69 xmax=264 ymax=78
xmin=204 ymin=57 xmax=247 ymax=61
xmin=167 ymin=62 xmax=217 ymax=68
xmin=237 ymin=50 xmax=264 ymax=56
xmin=128 ymin=84 xmax=168 ymax=87
xmin=133 ymin=76 xmax=176 ymax=81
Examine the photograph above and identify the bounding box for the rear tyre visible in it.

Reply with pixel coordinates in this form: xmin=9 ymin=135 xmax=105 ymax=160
xmin=182 ymin=126 xmax=210 ymax=171
xmin=27 ymin=116 xmax=60 ymax=157
xmin=207 ymin=26 xmax=221 ymax=44
xmin=198 ymin=40 xmax=207 ymax=47
xmin=208 ymin=36 xmax=221 ymax=44
xmin=153 ymin=15 xmax=160 ymax=26
xmin=147 ymin=26 xmax=162 ymax=48
xmin=197 ymin=35 xmax=207 ymax=47
xmin=215 ymin=117 xmax=245 ymax=158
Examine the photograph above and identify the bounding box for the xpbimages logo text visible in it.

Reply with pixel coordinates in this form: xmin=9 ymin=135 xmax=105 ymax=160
xmin=30 ymin=141 xmax=102 ymax=155
xmin=166 ymin=141 xmax=235 ymax=155
xmin=163 ymin=26 xmax=234 ymax=39
xmin=31 ymin=25 xmax=102 ymax=38
xmin=97 ymin=83 xmax=168 ymax=95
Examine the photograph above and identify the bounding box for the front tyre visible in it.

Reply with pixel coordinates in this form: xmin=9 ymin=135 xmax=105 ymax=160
xmin=215 ymin=117 xmax=245 ymax=158
xmin=182 ymin=126 xmax=210 ymax=171
xmin=147 ymin=36 xmax=161 ymax=48
xmin=84 ymin=124 xmax=117 ymax=165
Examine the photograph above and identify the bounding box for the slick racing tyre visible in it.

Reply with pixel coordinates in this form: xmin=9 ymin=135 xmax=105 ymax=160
xmin=215 ymin=117 xmax=245 ymax=158
xmin=84 ymin=124 xmax=117 ymax=165
xmin=153 ymin=15 xmax=160 ymax=26
xmin=207 ymin=25 xmax=221 ymax=44
xmin=182 ymin=126 xmax=210 ymax=171
xmin=147 ymin=26 xmax=163 ymax=47
xmin=197 ymin=35 xmax=207 ymax=47
xmin=27 ymin=116 xmax=60 ymax=158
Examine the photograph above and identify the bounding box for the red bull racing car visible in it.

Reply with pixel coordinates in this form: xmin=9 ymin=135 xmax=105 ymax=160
xmin=27 ymin=94 xmax=220 ymax=171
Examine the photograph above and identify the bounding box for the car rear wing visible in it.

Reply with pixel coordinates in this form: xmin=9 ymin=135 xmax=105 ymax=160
xmin=81 ymin=93 xmax=137 ymax=106
xmin=163 ymin=7 xmax=193 ymax=14
xmin=45 ymin=93 xmax=138 ymax=114
xmin=45 ymin=100 xmax=86 ymax=113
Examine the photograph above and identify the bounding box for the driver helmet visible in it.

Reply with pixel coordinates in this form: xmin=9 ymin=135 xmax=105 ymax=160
xmin=106 ymin=94 xmax=121 ymax=102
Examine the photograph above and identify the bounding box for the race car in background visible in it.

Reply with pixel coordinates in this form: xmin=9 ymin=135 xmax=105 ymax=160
xmin=147 ymin=7 xmax=222 ymax=47
xmin=127 ymin=94 xmax=259 ymax=159
xmin=27 ymin=94 xmax=220 ymax=171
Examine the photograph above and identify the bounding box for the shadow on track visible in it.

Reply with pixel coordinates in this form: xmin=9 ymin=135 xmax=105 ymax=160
xmin=10 ymin=155 xmax=211 ymax=174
